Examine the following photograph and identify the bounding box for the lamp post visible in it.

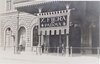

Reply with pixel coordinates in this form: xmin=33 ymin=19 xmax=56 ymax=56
xmin=66 ymin=4 xmax=75 ymax=56
xmin=38 ymin=7 xmax=42 ymax=54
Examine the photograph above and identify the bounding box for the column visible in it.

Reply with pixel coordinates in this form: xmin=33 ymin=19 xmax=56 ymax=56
xmin=41 ymin=32 xmax=44 ymax=45
xmin=47 ymin=35 xmax=49 ymax=53
xmin=59 ymin=31 xmax=61 ymax=53
xmin=38 ymin=7 xmax=42 ymax=46
xmin=89 ymin=27 xmax=92 ymax=54
xmin=41 ymin=34 xmax=44 ymax=53
xmin=66 ymin=34 xmax=69 ymax=55
xmin=4 ymin=31 xmax=6 ymax=50
xmin=98 ymin=13 xmax=100 ymax=55
xmin=15 ymin=11 xmax=20 ymax=53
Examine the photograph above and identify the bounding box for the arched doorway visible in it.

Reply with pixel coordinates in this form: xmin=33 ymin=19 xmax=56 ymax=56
xmin=32 ymin=26 xmax=38 ymax=46
xmin=18 ymin=27 xmax=26 ymax=51
xmin=5 ymin=28 xmax=13 ymax=49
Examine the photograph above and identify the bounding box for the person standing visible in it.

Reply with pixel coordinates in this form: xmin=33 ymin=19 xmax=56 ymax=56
xmin=41 ymin=44 xmax=44 ymax=53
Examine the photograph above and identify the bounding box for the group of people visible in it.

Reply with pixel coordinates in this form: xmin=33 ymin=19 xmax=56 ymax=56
xmin=41 ymin=43 xmax=65 ymax=55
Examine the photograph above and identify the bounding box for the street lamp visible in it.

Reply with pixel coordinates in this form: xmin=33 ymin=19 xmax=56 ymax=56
xmin=65 ymin=4 xmax=75 ymax=56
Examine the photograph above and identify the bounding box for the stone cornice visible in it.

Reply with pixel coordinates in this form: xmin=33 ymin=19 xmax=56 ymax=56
xmin=0 ymin=10 xmax=18 ymax=16
xmin=14 ymin=1 xmax=50 ymax=8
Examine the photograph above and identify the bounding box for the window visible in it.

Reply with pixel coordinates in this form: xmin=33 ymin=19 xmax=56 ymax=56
xmin=33 ymin=26 xmax=39 ymax=46
xmin=6 ymin=0 xmax=12 ymax=11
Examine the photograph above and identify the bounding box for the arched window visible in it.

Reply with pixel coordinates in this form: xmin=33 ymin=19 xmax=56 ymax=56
xmin=33 ymin=26 xmax=38 ymax=46
xmin=18 ymin=27 xmax=26 ymax=50
xmin=5 ymin=28 xmax=12 ymax=47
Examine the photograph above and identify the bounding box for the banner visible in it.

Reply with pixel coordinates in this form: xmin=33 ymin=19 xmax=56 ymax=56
xmin=40 ymin=15 xmax=67 ymax=28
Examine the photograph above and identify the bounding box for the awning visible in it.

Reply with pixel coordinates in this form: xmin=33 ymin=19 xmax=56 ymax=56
xmin=14 ymin=1 xmax=69 ymax=14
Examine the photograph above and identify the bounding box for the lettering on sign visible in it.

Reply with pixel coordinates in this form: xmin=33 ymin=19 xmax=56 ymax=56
xmin=40 ymin=15 xmax=67 ymax=28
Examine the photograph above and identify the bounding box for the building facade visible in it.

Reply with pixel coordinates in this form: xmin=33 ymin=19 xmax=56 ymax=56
xmin=0 ymin=0 xmax=100 ymax=54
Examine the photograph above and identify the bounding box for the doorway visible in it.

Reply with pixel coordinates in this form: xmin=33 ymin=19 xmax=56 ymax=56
xmin=18 ymin=27 xmax=26 ymax=51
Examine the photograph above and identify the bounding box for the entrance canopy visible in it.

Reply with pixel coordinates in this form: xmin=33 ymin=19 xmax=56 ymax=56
xmin=15 ymin=1 xmax=70 ymax=15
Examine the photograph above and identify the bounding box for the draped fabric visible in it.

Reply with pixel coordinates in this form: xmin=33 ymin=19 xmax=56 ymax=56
xmin=39 ymin=29 xmax=68 ymax=35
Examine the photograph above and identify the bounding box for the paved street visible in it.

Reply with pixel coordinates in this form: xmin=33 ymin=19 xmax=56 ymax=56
xmin=0 ymin=51 xmax=99 ymax=64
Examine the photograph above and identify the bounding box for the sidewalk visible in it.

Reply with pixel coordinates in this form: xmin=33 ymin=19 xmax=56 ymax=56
xmin=0 ymin=51 xmax=99 ymax=64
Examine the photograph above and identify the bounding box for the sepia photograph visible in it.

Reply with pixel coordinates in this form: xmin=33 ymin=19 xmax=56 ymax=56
xmin=0 ymin=0 xmax=99 ymax=64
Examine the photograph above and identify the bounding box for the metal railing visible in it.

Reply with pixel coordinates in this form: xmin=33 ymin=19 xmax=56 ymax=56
xmin=31 ymin=46 xmax=100 ymax=56
xmin=1 ymin=46 xmax=100 ymax=57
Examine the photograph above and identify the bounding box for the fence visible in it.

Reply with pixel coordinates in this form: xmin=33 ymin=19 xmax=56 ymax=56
xmin=31 ymin=46 xmax=100 ymax=56
xmin=1 ymin=46 xmax=100 ymax=56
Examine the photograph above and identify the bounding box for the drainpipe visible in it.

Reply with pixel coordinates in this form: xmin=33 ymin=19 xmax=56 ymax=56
xmin=16 ymin=11 xmax=20 ymax=54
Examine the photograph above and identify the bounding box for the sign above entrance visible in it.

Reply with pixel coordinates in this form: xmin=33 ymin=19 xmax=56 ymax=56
xmin=40 ymin=15 xmax=67 ymax=28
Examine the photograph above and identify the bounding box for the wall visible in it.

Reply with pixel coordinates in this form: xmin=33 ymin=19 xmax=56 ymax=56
xmin=0 ymin=11 xmax=38 ymax=51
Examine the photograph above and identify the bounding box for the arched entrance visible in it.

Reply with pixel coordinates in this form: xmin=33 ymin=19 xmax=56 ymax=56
xmin=32 ymin=26 xmax=38 ymax=46
xmin=5 ymin=28 xmax=13 ymax=50
xmin=18 ymin=27 xmax=26 ymax=51
xmin=69 ymin=24 xmax=81 ymax=53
